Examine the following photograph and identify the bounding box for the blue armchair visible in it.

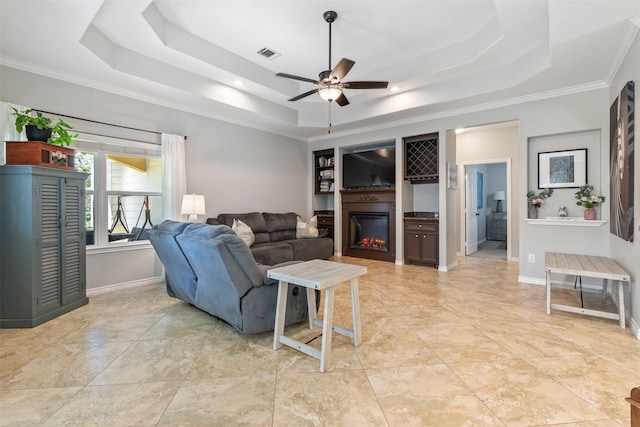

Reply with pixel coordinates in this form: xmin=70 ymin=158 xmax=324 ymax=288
xmin=149 ymin=221 xmax=314 ymax=334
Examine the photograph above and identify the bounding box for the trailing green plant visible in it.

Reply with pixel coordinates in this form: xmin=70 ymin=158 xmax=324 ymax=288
xmin=11 ymin=108 xmax=78 ymax=146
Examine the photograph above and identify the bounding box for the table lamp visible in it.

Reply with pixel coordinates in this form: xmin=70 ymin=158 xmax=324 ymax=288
xmin=181 ymin=194 xmax=206 ymax=222
xmin=494 ymin=190 xmax=505 ymax=212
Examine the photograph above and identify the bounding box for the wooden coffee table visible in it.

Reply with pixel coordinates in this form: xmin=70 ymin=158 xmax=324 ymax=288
xmin=268 ymin=259 xmax=367 ymax=372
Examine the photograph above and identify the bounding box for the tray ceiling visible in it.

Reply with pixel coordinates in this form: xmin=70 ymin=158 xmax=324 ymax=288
xmin=1 ymin=0 xmax=639 ymax=140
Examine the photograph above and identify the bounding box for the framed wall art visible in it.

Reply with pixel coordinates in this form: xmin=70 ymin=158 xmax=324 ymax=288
xmin=538 ymin=148 xmax=587 ymax=189
xmin=447 ymin=161 xmax=458 ymax=189
xmin=609 ymin=80 xmax=634 ymax=242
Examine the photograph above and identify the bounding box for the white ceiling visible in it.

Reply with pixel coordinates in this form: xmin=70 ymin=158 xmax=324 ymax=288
xmin=1 ymin=0 xmax=639 ymax=141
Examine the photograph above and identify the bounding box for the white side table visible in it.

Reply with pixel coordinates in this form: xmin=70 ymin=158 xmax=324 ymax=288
xmin=268 ymin=259 xmax=367 ymax=372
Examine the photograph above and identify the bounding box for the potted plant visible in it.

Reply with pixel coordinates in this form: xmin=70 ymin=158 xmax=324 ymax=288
xmin=575 ymin=184 xmax=605 ymax=220
xmin=11 ymin=108 xmax=78 ymax=146
xmin=526 ymin=188 xmax=553 ymax=219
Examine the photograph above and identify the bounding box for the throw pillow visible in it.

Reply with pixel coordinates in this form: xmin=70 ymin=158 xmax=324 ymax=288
xmin=296 ymin=215 xmax=319 ymax=238
xmin=232 ymin=219 xmax=255 ymax=247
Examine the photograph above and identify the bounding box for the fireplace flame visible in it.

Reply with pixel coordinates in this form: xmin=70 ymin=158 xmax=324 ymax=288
xmin=358 ymin=238 xmax=386 ymax=249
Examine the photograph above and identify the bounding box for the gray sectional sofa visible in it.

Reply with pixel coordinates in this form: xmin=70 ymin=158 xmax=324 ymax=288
xmin=148 ymin=220 xmax=322 ymax=334
xmin=207 ymin=212 xmax=334 ymax=265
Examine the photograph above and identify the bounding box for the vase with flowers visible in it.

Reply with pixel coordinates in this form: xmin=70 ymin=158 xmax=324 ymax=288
xmin=575 ymin=184 xmax=605 ymax=220
xmin=526 ymin=188 xmax=553 ymax=219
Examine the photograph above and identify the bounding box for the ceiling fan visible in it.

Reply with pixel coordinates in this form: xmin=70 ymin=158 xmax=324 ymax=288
xmin=276 ymin=10 xmax=388 ymax=107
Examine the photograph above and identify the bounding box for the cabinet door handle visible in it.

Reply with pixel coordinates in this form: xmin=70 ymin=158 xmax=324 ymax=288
xmin=415 ymin=234 xmax=419 ymax=238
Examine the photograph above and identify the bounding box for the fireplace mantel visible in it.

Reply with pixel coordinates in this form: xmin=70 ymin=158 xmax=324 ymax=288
xmin=341 ymin=188 xmax=396 ymax=262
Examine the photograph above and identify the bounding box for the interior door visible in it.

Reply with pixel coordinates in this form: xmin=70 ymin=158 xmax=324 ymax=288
xmin=465 ymin=168 xmax=479 ymax=255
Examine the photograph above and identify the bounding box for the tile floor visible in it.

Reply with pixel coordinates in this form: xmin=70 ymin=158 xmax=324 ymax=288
xmin=1 ymin=256 xmax=638 ymax=426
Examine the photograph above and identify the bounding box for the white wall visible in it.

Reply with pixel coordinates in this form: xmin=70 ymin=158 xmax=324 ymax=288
xmin=609 ymin=31 xmax=640 ymax=337
xmin=1 ymin=66 xmax=309 ymax=291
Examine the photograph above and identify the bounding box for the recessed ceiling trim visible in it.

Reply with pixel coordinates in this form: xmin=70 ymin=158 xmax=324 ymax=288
xmin=142 ymin=1 xmax=296 ymax=95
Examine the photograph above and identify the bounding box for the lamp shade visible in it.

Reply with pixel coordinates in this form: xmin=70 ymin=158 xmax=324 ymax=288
xmin=494 ymin=191 xmax=506 ymax=201
xmin=318 ymin=85 xmax=342 ymax=102
xmin=181 ymin=194 xmax=206 ymax=222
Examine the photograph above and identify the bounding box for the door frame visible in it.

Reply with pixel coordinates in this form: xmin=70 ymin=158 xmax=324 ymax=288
xmin=459 ymin=158 xmax=512 ymax=260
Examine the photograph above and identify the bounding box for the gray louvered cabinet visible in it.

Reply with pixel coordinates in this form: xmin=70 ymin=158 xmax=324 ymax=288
xmin=0 ymin=165 xmax=88 ymax=327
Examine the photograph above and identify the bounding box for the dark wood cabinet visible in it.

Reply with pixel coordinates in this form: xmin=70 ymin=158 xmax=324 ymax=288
xmin=315 ymin=213 xmax=334 ymax=241
xmin=403 ymin=133 xmax=439 ymax=183
xmin=0 ymin=165 xmax=89 ymax=327
xmin=404 ymin=220 xmax=438 ymax=267
xmin=313 ymin=149 xmax=334 ymax=194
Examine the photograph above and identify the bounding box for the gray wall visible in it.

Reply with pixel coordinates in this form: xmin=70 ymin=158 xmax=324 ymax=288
xmin=309 ymin=30 xmax=639 ymax=335
xmin=1 ymin=66 xmax=308 ymax=291
xmin=608 ymin=30 xmax=640 ymax=336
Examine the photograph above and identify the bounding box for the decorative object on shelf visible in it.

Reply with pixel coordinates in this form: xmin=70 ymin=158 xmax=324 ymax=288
xmin=494 ymin=190 xmax=505 ymax=212
xmin=574 ymin=184 xmax=605 ymax=220
xmin=526 ymin=188 xmax=553 ymax=219
xmin=557 ymin=206 xmax=568 ymax=217
xmin=181 ymin=193 xmax=206 ymax=222
xmin=11 ymin=108 xmax=78 ymax=146
xmin=538 ymin=148 xmax=587 ymax=188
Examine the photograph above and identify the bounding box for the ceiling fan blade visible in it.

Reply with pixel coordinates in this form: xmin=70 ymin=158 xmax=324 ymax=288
xmin=335 ymin=92 xmax=350 ymax=107
xmin=276 ymin=73 xmax=319 ymax=84
xmin=288 ymin=88 xmax=319 ymax=102
xmin=342 ymin=81 xmax=389 ymax=89
xmin=330 ymin=58 xmax=355 ymax=81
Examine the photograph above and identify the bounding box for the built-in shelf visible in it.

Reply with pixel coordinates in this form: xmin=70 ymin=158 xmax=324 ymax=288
xmin=524 ymin=217 xmax=606 ymax=227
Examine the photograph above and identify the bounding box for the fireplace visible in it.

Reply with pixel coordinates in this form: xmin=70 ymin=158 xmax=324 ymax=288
xmin=341 ymin=189 xmax=395 ymax=262
xmin=348 ymin=213 xmax=389 ymax=252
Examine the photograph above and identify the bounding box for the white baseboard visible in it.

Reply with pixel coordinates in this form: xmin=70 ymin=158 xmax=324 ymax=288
xmin=518 ymin=276 xmax=546 ymax=286
xmin=440 ymin=260 xmax=458 ymax=272
xmin=87 ymin=276 xmax=164 ymax=296
xmin=629 ymin=316 xmax=640 ymax=340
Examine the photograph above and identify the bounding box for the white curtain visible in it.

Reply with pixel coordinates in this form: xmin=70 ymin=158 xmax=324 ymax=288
xmin=161 ymin=133 xmax=187 ymax=221
xmin=0 ymin=102 xmax=29 ymax=165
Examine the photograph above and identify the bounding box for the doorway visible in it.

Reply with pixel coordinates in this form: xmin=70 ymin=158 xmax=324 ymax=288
xmin=461 ymin=160 xmax=511 ymax=260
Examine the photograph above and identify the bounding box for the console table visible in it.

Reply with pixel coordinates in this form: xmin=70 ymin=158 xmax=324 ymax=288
xmin=268 ymin=259 xmax=367 ymax=372
xmin=545 ymin=252 xmax=630 ymax=328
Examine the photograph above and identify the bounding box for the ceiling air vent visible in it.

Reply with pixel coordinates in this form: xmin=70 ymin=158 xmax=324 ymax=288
xmin=257 ymin=47 xmax=281 ymax=60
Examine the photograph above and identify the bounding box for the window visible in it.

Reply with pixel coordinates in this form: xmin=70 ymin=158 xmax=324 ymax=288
xmin=74 ymin=134 xmax=162 ymax=247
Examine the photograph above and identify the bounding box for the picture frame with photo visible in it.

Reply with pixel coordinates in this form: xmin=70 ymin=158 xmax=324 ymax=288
xmin=538 ymin=148 xmax=587 ymax=189
xmin=447 ymin=162 xmax=458 ymax=189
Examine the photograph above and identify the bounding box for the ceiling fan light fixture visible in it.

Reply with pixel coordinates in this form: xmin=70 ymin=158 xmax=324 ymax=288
xmin=318 ymin=85 xmax=342 ymax=102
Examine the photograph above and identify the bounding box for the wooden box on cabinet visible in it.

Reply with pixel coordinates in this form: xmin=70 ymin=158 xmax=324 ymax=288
xmin=5 ymin=141 xmax=76 ymax=170
xmin=404 ymin=220 xmax=438 ymax=267
xmin=0 ymin=165 xmax=89 ymax=327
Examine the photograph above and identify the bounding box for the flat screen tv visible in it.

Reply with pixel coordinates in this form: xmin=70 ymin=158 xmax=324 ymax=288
xmin=343 ymin=146 xmax=395 ymax=189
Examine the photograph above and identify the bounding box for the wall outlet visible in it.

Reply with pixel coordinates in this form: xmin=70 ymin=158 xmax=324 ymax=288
xmin=528 ymin=253 xmax=535 ymax=263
